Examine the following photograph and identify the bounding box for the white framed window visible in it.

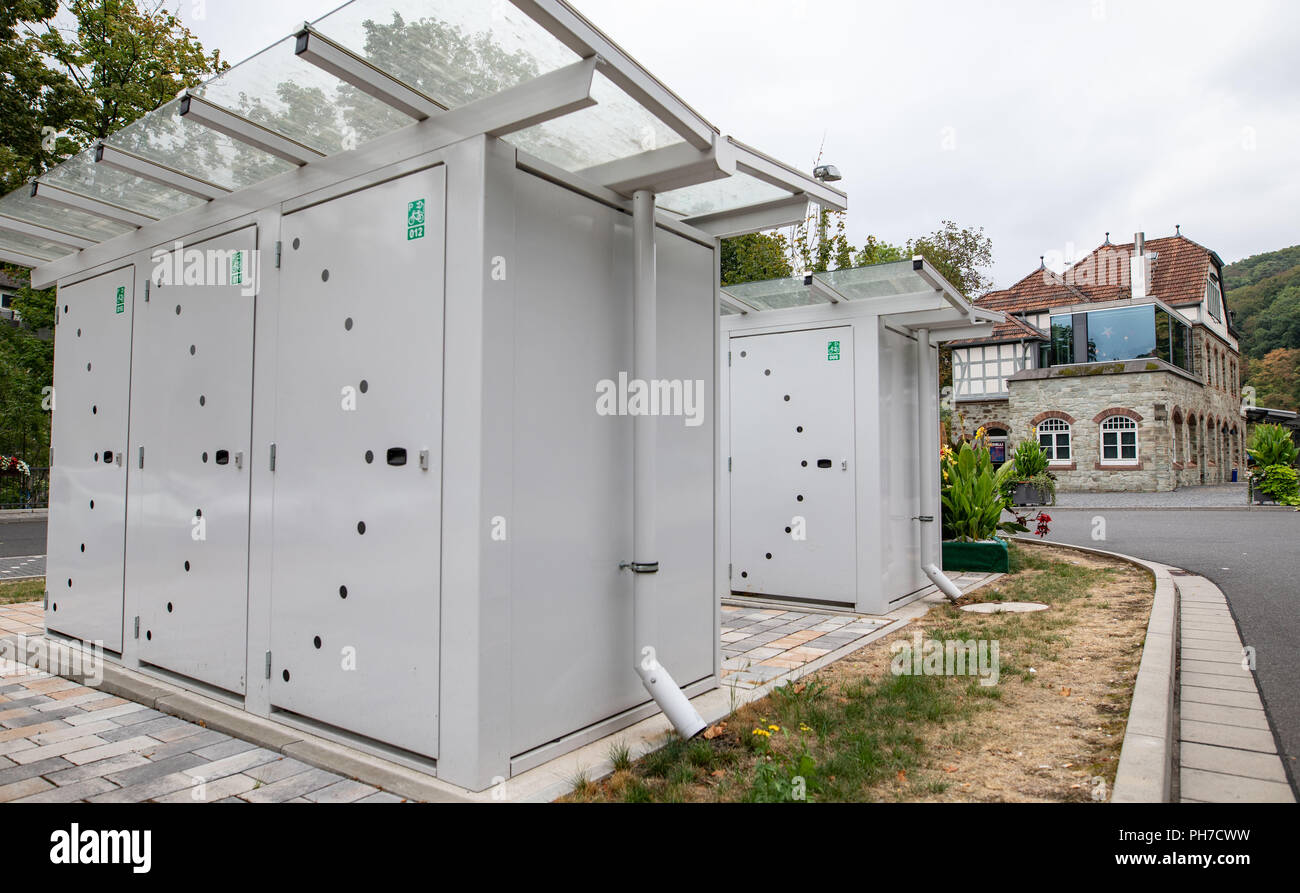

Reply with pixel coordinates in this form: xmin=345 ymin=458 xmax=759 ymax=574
xmin=953 ymin=343 xmax=1031 ymax=398
xmin=1206 ymin=275 xmax=1222 ymax=322
xmin=1100 ymin=416 xmax=1139 ymax=465
xmin=1037 ymin=418 xmax=1071 ymax=464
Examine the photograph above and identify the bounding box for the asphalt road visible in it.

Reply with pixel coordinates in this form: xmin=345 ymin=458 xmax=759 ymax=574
xmin=0 ymin=516 xmax=46 ymax=558
xmin=1043 ymin=508 xmax=1300 ymax=788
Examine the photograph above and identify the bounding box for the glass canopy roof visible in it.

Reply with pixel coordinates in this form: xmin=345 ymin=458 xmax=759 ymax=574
xmin=0 ymin=0 xmax=846 ymax=274
xmin=722 ymin=260 xmax=978 ymax=315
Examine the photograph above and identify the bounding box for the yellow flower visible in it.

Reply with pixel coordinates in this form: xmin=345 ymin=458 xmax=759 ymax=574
xmin=768 ymin=724 xmax=780 ymax=732
xmin=799 ymin=723 xmax=812 ymax=732
xmin=751 ymin=728 xmax=771 ymax=738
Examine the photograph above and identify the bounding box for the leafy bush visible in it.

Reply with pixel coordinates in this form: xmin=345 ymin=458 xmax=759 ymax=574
xmin=1011 ymin=439 xmax=1049 ymax=478
xmin=1247 ymin=424 xmax=1299 ymax=468
xmin=941 ymin=440 xmax=1018 ymax=541
xmin=1252 ymin=464 xmax=1300 ymax=505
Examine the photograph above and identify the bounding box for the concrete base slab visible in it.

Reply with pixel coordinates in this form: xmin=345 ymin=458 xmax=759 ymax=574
xmin=959 ymin=601 xmax=1048 ymax=614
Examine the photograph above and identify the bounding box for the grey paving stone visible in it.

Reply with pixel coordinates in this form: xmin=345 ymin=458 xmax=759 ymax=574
xmin=355 ymin=791 xmax=405 ymax=803
xmin=1181 ymin=701 xmax=1271 ymax=730
xmin=135 ymin=729 xmax=231 ymax=762
xmin=213 ymin=796 xmax=246 ymax=803
xmin=63 ymin=736 xmax=159 ymax=766
xmin=88 ymin=771 xmax=201 ymax=803
xmin=65 ymin=703 xmax=147 ymax=724
xmin=0 ymin=755 xmax=73 ymax=786
xmin=1181 ymin=719 xmax=1277 ymax=754
xmin=6 ymin=706 xmax=82 ymax=727
xmin=1181 ymin=671 xmax=1257 ymax=693
xmin=13 ymin=776 xmax=117 ymax=803
xmin=0 ymin=776 xmax=54 ymax=801
xmin=112 ymin=708 xmax=168 ymax=727
xmin=29 ymin=720 xmax=116 ymax=746
xmin=240 ymin=768 xmax=342 ymax=803
xmin=1 ymin=696 xmax=53 ymax=711
xmin=0 ymin=755 xmax=11 ymax=769
xmin=246 ymin=756 xmax=313 ymax=784
xmin=1180 ymin=767 xmax=1294 ymax=803
xmin=9 ymin=734 xmax=109 ymax=766
xmin=1180 ymin=742 xmax=1289 ymax=783
xmin=303 ymin=779 xmax=379 ymax=803
xmin=184 ymin=747 xmax=282 ymax=782
xmin=154 ymin=772 xmax=259 ymax=803
xmin=1181 ymin=659 xmax=1252 ymax=678
xmin=106 ymin=752 xmax=208 ymax=788
xmin=0 ymin=737 xmax=37 ymax=757
xmin=192 ymin=737 xmax=257 ymax=761
xmin=1182 ymin=649 xmax=1248 ymax=665
xmin=149 ymin=722 xmax=209 ymax=744
xmin=44 ymin=752 xmax=151 ymax=787
xmin=1181 ymin=685 xmax=1263 ymax=711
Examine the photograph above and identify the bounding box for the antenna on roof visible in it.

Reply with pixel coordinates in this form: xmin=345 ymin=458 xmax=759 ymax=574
xmin=1175 ymin=224 xmax=1181 ymax=236
xmin=1039 ymin=255 xmax=1045 ymax=269
xmin=1104 ymin=232 xmax=1111 ymax=245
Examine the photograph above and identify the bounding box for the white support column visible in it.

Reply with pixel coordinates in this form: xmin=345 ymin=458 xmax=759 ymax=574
xmin=630 ymin=189 xmax=706 ymax=739
xmin=916 ymin=327 xmax=962 ymax=602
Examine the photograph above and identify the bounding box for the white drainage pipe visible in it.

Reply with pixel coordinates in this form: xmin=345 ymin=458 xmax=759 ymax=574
xmin=915 ymin=327 xmax=962 ymax=604
xmin=629 ymin=189 xmax=707 ymax=740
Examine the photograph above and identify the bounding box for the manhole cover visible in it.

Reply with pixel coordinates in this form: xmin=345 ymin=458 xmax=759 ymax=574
xmin=960 ymin=602 xmax=1049 ymax=614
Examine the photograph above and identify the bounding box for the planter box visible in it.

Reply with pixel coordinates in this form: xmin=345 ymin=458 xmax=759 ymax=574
xmin=942 ymin=538 xmax=1009 ymax=573
xmin=1011 ymin=481 xmax=1051 ymax=507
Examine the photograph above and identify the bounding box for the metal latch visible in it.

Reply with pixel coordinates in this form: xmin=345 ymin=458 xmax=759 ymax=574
xmin=133 ymin=616 xmax=140 ymax=639
xmin=620 ymin=561 xmax=659 ymax=574
xmin=138 ymin=446 xmax=144 ymax=469
xmin=914 ymin=515 xmax=935 ymax=522
xmin=269 ymin=443 xmax=276 ymax=471
xmin=234 ymin=451 xmax=244 ymax=470
xmin=419 ymin=449 xmax=429 ymax=471
xmin=265 ymin=651 xmax=272 ymax=679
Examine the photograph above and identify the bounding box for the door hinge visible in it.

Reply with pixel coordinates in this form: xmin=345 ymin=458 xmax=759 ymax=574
xmin=265 ymin=651 xmax=272 ymax=679
xmin=138 ymin=446 xmax=144 ymax=469
xmin=274 ymin=241 xmax=282 ymax=269
xmin=144 ymin=280 xmax=150 ymax=302
xmin=728 ymin=456 xmax=732 ymax=472
xmin=133 ymin=616 xmax=140 ymax=639
xmin=269 ymin=443 xmax=276 ymax=471
xmin=728 ymin=563 xmax=733 ymax=578
xmin=727 ymin=351 xmax=731 ymax=367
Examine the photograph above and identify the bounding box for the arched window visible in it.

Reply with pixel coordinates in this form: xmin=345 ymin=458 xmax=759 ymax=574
xmin=1100 ymin=416 xmax=1139 ymax=465
xmin=1037 ymin=418 xmax=1071 ymax=464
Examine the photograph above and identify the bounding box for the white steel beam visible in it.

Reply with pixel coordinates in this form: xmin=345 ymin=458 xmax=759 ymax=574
xmin=0 ymin=246 xmax=53 ymax=267
xmin=0 ymin=214 xmax=95 ymax=251
xmin=719 ymin=291 xmax=760 ymax=314
xmin=681 ymin=194 xmax=809 ymax=239
xmin=508 ymin=0 xmax=715 ymax=150
xmin=294 ymin=25 xmax=446 ymax=121
xmin=94 ymin=143 xmax=230 ymax=201
xmin=728 ymin=138 xmax=848 ymax=211
xmin=577 ymin=140 xmax=731 ymax=195
xmin=179 ymin=92 xmax=326 ymax=166
xmin=30 ymin=181 xmax=156 ymax=228
xmin=473 ymin=56 xmax=598 ymax=136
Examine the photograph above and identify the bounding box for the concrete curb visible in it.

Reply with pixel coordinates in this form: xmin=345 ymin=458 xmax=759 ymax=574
xmin=8 ymin=635 xmax=474 ymax=803
xmin=1014 ymin=536 xmax=1178 ymax=802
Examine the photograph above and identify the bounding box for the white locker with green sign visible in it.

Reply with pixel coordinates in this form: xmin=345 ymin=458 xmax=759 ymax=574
xmin=719 ymin=261 xmax=1001 ymax=614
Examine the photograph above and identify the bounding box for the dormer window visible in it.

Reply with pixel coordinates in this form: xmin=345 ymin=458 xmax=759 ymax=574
xmin=1206 ymin=274 xmax=1222 ymax=322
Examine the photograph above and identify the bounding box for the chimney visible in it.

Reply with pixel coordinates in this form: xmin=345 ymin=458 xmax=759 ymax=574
xmin=1130 ymin=231 xmax=1149 ymax=300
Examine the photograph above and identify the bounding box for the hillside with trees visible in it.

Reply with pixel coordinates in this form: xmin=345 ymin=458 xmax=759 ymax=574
xmin=1225 ymin=244 xmax=1300 ymax=411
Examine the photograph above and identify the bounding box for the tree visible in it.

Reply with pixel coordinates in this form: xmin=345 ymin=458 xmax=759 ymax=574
xmin=906 ymin=220 xmax=995 ymax=298
xmin=1247 ymin=348 xmax=1300 ymax=412
xmin=0 ymin=1 xmax=73 ymax=193
xmin=720 ymin=232 xmax=793 ymax=286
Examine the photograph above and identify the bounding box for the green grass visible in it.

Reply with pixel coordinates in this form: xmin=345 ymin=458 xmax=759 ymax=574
xmin=0 ymin=578 xmax=43 ymax=604
xmin=566 ymin=542 xmax=1134 ymax=803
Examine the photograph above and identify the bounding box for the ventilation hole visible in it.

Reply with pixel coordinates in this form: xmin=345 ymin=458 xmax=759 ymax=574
xmin=195 ymin=509 xmax=202 ymax=518
xmin=86 ymin=362 xmax=91 ymax=371
xmin=167 ymin=602 xmax=173 ymax=613
xmin=766 ymin=553 xmax=773 ymax=560
xmin=740 ymin=571 xmax=748 ymax=578
xmin=313 ymin=636 xmax=322 ymax=650
xmin=357 ymin=521 xmax=366 ymax=535
xmin=796 ymin=426 xmax=803 ymax=433
xmin=740 ymin=351 xmax=747 ymax=358
xmin=282 ymin=669 xmax=291 ymax=682
xmin=80 ymin=543 xmax=85 ymax=553
xmin=63 ymin=305 xmax=68 ymax=314
xmin=199 ymin=395 xmax=206 ymax=407
xmin=91 ymin=405 xmax=97 ymax=414
xmin=344 ymin=317 xmax=353 ymax=331
xmin=175 ymin=304 xmax=182 ymax=315
xmin=365 ymin=450 xmax=374 ymax=464
xmin=764 ymin=369 xmax=771 ymax=376
xmin=67 ymin=578 xmax=72 ymax=587
xmin=184 ymin=561 xmax=190 ymax=572
xmin=52 ymin=603 xmax=57 ymax=611
xmin=189 ymin=344 xmax=196 ymax=356
xmin=292 ymin=238 xmax=300 ymax=250
xmin=359 ymin=380 xmax=369 ymax=394
xmin=321 ymin=269 xmax=330 ymax=282
xmin=76 ymin=328 xmax=81 ymax=337
xmin=785 ymin=527 xmax=792 ymax=533
xmin=801 ymin=460 xmax=808 ymax=467
xmin=339 ymin=585 xmax=348 ymax=599
xmin=102 ymin=451 xmax=112 ymax=464
xmin=146 ymin=630 xmax=152 ymax=641
xmin=202 ymin=452 xmax=208 ymax=463
xmin=796 ymin=495 xmax=804 ymax=502
xmin=89 ymin=499 xmax=94 ymax=509
xmin=94 ymin=452 xmax=99 ymax=462
xmin=784 ymin=395 xmax=791 ymax=402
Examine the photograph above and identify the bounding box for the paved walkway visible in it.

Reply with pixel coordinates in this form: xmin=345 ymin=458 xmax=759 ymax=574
xmin=0 ymin=555 xmax=44 ymax=580
xmin=1054 ymin=483 xmax=1249 ymax=509
xmin=1175 ymin=573 xmax=1294 ymax=802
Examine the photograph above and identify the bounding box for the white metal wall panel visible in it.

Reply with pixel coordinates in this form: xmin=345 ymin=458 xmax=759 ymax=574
xmin=729 ymin=326 xmax=857 ymax=603
xmin=270 ymin=166 xmax=445 ymax=759
xmin=46 ymin=266 xmax=135 ymax=650
xmin=124 ymin=227 xmax=257 ymax=693
xmin=507 ymin=173 xmax=716 ymax=755
xmin=878 ymin=325 xmax=927 ymax=601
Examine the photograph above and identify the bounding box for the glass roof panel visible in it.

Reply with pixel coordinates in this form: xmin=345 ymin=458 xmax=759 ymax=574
xmin=312 ymin=0 xmax=578 ymax=108
xmin=0 ymin=189 xmax=133 ymax=243
xmin=509 ymin=71 xmax=684 ymax=172
xmin=814 ymin=261 xmax=924 ymax=300
xmin=658 ymin=172 xmax=792 ymax=218
xmin=193 ymin=35 xmax=408 ymax=154
xmin=0 ymin=229 xmax=70 ymax=263
xmin=41 ymin=146 xmax=205 ymax=221
xmin=722 ymin=276 xmax=827 ymax=311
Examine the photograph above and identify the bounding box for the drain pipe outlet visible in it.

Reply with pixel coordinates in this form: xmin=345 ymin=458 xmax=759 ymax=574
xmin=629 ymin=189 xmax=707 ymax=740
xmin=915 ymin=327 xmax=962 ymax=604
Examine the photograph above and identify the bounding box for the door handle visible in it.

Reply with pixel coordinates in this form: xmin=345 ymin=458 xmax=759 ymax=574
xmin=816 ymin=459 xmax=833 ymax=469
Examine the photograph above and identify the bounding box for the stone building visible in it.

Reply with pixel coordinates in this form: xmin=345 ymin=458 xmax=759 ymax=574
xmin=950 ymin=230 xmax=1244 ymax=491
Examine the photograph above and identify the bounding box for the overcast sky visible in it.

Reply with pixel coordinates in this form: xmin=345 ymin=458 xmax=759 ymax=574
xmin=172 ymin=0 xmax=1299 ymax=289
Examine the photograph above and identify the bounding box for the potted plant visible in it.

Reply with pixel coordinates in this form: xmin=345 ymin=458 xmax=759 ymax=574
xmin=1006 ymin=439 xmax=1056 ymax=507
xmin=1247 ymin=424 xmax=1300 ymax=506
xmin=939 ymin=437 xmax=1020 ymax=572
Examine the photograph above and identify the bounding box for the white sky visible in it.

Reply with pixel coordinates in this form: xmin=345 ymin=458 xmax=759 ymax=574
xmin=170 ymin=0 xmax=1299 ymax=289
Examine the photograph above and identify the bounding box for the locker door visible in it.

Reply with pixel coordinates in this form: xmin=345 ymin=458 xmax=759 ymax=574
xmin=46 ymin=266 xmax=135 ymax=651
xmin=270 ymin=166 xmax=444 ymax=758
xmin=730 ymin=326 xmax=857 ymax=603
xmin=124 ymin=227 xmax=257 ymax=693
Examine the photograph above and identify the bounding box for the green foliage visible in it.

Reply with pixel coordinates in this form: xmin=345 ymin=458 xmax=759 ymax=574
xmin=1252 ymin=465 xmax=1300 ymax=506
xmin=907 ymin=220 xmax=995 ymax=297
xmin=1247 ymin=424 xmax=1299 ymax=468
xmin=940 ymin=440 xmax=1017 ymax=541
xmin=1223 ymin=246 xmax=1300 ymax=416
xmin=1011 ymin=439 xmax=1049 ymax=479
xmin=1246 ymin=348 xmax=1300 ymax=411
xmin=720 ymin=232 xmax=793 ymax=286
xmin=1224 ymin=244 xmax=1300 ymax=291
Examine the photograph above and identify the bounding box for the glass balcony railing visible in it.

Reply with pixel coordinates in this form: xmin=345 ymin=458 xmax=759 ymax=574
xmin=1048 ymin=303 xmax=1192 ymax=373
